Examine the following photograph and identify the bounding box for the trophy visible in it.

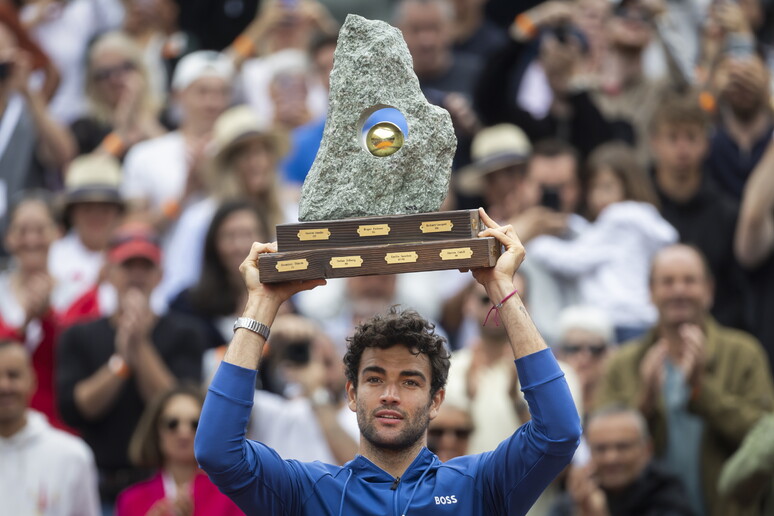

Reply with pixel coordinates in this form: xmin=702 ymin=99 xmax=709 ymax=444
xmin=259 ymin=15 xmax=500 ymax=282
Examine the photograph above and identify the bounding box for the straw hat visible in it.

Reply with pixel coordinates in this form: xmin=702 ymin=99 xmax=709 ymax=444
xmin=456 ymin=124 xmax=532 ymax=196
xmin=64 ymin=154 xmax=123 ymax=207
xmin=212 ymin=105 xmax=290 ymax=163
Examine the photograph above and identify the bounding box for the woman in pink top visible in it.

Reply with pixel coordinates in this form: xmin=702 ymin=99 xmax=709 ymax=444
xmin=116 ymin=385 xmax=242 ymax=516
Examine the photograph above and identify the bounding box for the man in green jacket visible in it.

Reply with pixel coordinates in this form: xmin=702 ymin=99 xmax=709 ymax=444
xmin=597 ymin=244 xmax=774 ymax=516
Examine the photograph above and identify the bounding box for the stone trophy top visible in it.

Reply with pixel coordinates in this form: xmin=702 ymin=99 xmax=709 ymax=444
xmin=298 ymin=14 xmax=457 ymax=222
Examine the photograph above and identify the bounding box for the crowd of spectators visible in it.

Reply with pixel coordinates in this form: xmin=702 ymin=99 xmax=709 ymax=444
xmin=1 ymin=0 xmax=774 ymax=514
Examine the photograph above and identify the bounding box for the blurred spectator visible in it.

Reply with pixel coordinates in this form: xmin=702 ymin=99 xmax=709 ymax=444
xmin=71 ymin=31 xmax=165 ymax=157
xmin=554 ymin=305 xmax=614 ymax=416
xmin=19 ymin=0 xmax=123 ymax=123
xmin=529 ymin=142 xmax=678 ymax=342
xmin=281 ymin=31 xmax=336 ymax=188
xmin=504 ymin=139 xmax=587 ymax=345
xmin=394 ymin=0 xmax=481 ymax=153
xmin=706 ymin=49 xmax=773 ymax=200
xmin=116 ymin=385 xmax=242 ymax=516
xmin=596 ymin=244 xmax=774 ymax=516
xmin=0 ymin=3 xmax=59 ymax=101
xmin=237 ymin=0 xmax=337 ymax=130
xmin=56 ymin=223 xmax=206 ymax=506
xmin=246 ymin=314 xmax=359 ymax=465
xmin=718 ymin=412 xmax=774 ymax=515
xmin=0 ymin=341 xmax=100 ymax=516
xmin=735 ymin=136 xmax=774 ymax=373
xmin=122 ymin=50 xmax=233 ymax=231
xmin=426 ymin=398 xmax=473 ymax=462
xmin=590 ymin=0 xmax=681 ymax=167
xmin=49 ymin=154 xmax=125 ymax=315
xmin=448 ymin=0 xmax=507 ymax=61
xmin=454 ymin=123 xmax=531 ymax=221
xmin=159 ymin=105 xmax=288 ymax=302
xmin=0 ymin=16 xmax=76 ymax=245
xmin=0 ymin=192 xmax=72 ymax=430
xmin=650 ymin=89 xmax=750 ymax=330
xmin=550 ymin=405 xmax=694 ymax=516
xmin=169 ymin=201 xmax=268 ymax=348
xmin=475 ymin=1 xmax=632 ymax=161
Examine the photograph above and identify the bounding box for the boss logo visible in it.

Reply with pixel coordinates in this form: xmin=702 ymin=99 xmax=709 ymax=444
xmin=434 ymin=495 xmax=458 ymax=505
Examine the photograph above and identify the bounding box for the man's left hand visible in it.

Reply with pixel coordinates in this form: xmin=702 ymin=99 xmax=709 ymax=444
xmin=472 ymin=208 xmax=526 ymax=288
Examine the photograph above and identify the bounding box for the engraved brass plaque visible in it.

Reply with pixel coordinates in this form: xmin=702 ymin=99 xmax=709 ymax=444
xmin=439 ymin=247 xmax=473 ymax=260
xmin=330 ymin=256 xmax=364 ymax=269
xmin=420 ymin=220 xmax=453 ymax=233
xmin=298 ymin=228 xmax=331 ymax=241
xmin=385 ymin=251 xmax=418 ymax=264
xmin=275 ymin=259 xmax=309 ymax=272
xmin=357 ymin=224 xmax=391 ymax=237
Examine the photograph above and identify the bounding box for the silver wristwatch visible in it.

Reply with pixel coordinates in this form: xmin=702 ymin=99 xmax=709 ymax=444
xmin=233 ymin=317 xmax=271 ymax=341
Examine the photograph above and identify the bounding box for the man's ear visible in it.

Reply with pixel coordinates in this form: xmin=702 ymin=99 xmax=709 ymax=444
xmin=429 ymin=388 xmax=445 ymax=421
xmin=346 ymin=380 xmax=357 ymax=412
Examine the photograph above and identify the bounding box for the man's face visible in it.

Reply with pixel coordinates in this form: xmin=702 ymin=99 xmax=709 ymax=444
xmin=483 ymin=165 xmax=524 ymax=219
xmin=427 ymin=404 xmax=473 ymax=462
xmin=607 ymin=2 xmax=653 ymax=50
xmin=650 ymin=247 xmax=713 ymax=328
xmin=108 ymin=257 xmax=162 ymax=298
xmin=348 ymin=345 xmax=443 ymax=451
xmin=70 ymin=202 xmax=122 ymax=245
xmin=650 ymin=122 xmax=708 ymax=175
xmin=178 ymin=76 xmax=231 ymax=128
xmin=397 ymin=1 xmax=451 ymax=78
xmin=557 ymin=328 xmax=609 ymax=388
xmin=0 ymin=346 xmax=35 ymax=429
xmin=587 ymin=413 xmax=652 ymax=491
xmin=521 ymin=154 xmax=580 ymax=214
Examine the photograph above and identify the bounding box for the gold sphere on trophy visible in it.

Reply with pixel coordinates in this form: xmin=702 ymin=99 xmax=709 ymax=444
xmin=366 ymin=121 xmax=404 ymax=157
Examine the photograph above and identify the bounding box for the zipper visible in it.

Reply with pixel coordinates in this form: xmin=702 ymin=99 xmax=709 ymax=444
xmin=392 ymin=476 xmax=400 ymax=516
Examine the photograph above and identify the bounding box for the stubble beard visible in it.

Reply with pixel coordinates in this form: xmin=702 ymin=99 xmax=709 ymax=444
xmin=357 ymin=400 xmax=431 ymax=452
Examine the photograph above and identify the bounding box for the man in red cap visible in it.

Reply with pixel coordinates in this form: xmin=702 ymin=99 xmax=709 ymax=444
xmin=55 ymin=223 xmax=207 ymax=510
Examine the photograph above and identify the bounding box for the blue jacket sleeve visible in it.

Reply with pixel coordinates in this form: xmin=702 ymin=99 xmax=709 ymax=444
xmin=194 ymin=361 xmax=302 ymax=515
xmin=479 ymin=348 xmax=582 ymax=515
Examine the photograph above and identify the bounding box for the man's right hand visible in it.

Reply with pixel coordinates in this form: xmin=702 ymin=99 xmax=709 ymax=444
xmin=240 ymin=242 xmax=326 ymax=307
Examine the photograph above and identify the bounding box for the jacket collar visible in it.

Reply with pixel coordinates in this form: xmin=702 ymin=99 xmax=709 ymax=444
xmin=345 ymin=447 xmax=439 ymax=484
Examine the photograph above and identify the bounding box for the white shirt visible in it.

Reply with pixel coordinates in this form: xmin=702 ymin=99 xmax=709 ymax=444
xmin=0 ymin=410 xmax=100 ymax=516
xmin=528 ymin=201 xmax=678 ymax=327
xmin=248 ymin=390 xmax=359 ymax=464
xmin=122 ymin=131 xmax=187 ymax=210
xmin=48 ymin=231 xmax=105 ymax=313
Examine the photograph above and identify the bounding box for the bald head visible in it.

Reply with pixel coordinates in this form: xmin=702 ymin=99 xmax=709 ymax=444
xmin=649 ymin=244 xmax=714 ymax=327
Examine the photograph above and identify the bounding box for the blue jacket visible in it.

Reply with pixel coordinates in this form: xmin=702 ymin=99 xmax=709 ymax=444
xmin=195 ymin=348 xmax=581 ymax=515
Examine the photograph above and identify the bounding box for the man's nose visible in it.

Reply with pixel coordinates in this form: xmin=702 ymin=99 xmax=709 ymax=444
xmin=380 ymin=383 xmax=400 ymax=404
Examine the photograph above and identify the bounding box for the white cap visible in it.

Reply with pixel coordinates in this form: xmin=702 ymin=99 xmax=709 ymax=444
xmin=557 ymin=305 xmax=615 ymax=345
xmin=171 ymin=50 xmax=235 ymax=91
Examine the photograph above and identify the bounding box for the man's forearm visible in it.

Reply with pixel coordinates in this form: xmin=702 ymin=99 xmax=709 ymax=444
xmin=74 ymin=366 xmax=126 ymax=420
xmin=485 ymin=280 xmax=547 ymax=359
xmin=23 ymin=89 xmax=75 ymax=167
xmin=312 ymin=404 xmax=358 ymax=465
xmin=132 ymin=339 xmax=175 ymax=402
xmin=736 ymin=141 xmax=774 ymax=268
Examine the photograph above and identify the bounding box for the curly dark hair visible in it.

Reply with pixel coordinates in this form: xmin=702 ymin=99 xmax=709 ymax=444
xmin=344 ymin=306 xmax=451 ymax=397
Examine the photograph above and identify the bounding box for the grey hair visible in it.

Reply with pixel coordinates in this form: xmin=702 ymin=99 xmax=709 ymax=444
xmin=586 ymin=404 xmax=650 ymax=441
xmin=392 ymin=0 xmax=455 ymax=26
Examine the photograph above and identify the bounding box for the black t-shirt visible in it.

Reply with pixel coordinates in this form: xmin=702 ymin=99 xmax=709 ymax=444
xmin=656 ymin=175 xmax=751 ymax=331
xmin=56 ymin=314 xmax=206 ymax=472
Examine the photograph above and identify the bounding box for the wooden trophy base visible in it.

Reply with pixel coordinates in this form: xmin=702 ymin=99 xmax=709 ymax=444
xmin=258 ymin=209 xmax=501 ymax=283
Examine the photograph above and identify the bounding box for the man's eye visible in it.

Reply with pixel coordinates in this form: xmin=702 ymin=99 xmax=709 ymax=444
xmin=404 ymin=380 xmax=419 ymax=387
xmin=366 ymin=377 xmax=381 ymax=383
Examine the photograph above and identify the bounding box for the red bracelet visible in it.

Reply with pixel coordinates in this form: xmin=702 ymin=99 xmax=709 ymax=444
xmin=483 ymin=288 xmax=519 ymax=327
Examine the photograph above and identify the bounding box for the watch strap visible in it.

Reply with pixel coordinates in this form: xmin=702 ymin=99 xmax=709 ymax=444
xmin=233 ymin=317 xmax=271 ymax=341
